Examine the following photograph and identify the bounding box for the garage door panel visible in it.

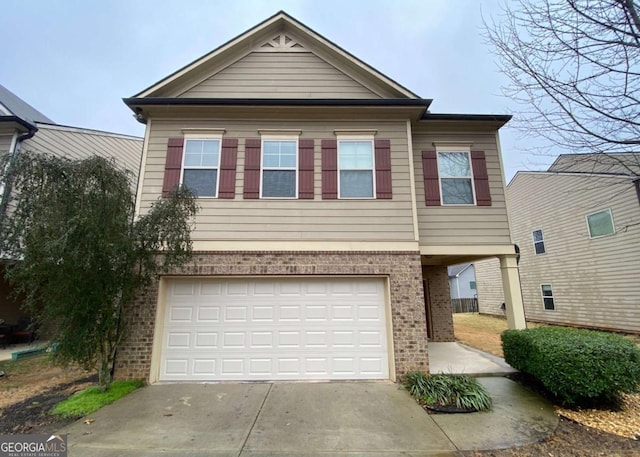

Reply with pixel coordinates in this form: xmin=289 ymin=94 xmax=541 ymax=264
xmin=160 ymin=278 xmax=389 ymax=381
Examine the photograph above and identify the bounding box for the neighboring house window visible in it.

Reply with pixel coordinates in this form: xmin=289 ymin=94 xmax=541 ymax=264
xmin=437 ymin=151 xmax=474 ymax=205
xmin=261 ymin=139 xmax=297 ymax=198
xmin=586 ymin=209 xmax=615 ymax=238
xmin=181 ymin=138 xmax=221 ymax=197
xmin=338 ymin=138 xmax=375 ymax=198
xmin=541 ymin=284 xmax=555 ymax=310
xmin=532 ymin=229 xmax=546 ymax=255
xmin=469 ymin=281 xmax=477 ymax=290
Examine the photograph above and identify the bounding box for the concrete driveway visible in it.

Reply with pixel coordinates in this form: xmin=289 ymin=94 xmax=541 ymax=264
xmin=63 ymin=382 xmax=458 ymax=456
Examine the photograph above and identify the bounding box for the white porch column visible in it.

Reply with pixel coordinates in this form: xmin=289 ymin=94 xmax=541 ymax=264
xmin=499 ymin=254 xmax=526 ymax=329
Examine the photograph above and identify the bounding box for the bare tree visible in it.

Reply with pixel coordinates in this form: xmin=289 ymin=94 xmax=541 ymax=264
xmin=485 ymin=0 xmax=640 ymax=167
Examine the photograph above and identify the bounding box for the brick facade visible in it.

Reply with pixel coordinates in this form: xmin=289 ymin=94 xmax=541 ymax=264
xmin=115 ymin=251 xmax=430 ymax=381
xmin=423 ymin=265 xmax=455 ymax=342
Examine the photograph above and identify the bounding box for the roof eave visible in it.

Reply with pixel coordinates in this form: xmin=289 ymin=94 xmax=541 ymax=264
xmin=420 ymin=113 xmax=512 ymax=128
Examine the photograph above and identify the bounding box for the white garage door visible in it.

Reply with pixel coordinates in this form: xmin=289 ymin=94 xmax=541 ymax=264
xmin=159 ymin=277 xmax=389 ymax=381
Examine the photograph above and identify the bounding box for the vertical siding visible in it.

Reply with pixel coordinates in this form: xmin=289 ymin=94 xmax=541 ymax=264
xmin=509 ymin=173 xmax=640 ymax=333
xmin=475 ymin=257 xmax=505 ymax=315
xmin=412 ymin=133 xmax=512 ymax=245
xmin=140 ymin=119 xmax=415 ymax=241
xmin=179 ymin=52 xmax=381 ymax=99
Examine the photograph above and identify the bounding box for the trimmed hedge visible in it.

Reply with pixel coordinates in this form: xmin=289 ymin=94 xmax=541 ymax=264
xmin=502 ymin=327 xmax=640 ymax=407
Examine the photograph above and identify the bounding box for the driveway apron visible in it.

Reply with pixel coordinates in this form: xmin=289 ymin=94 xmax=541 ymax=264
xmin=62 ymin=382 xmax=458 ymax=456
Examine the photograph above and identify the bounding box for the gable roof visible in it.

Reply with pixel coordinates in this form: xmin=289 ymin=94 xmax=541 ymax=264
xmin=548 ymin=153 xmax=640 ymax=177
xmin=448 ymin=263 xmax=473 ymax=278
xmin=0 ymin=84 xmax=54 ymax=126
xmin=133 ymin=11 xmax=419 ymax=100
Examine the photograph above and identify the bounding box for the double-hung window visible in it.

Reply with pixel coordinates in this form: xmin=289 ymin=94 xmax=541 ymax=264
xmin=261 ymin=138 xmax=297 ymax=198
xmin=182 ymin=137 xmax=221 ymax=197
xmin=541 ymin=284 xmax=555 ymax=310
xmin=437 ymin=149 xmax=475 ymax=205
xmin=338 ymin=138 xmax=374 ymax=198
xmin=532 ymin=229 xmax=546 ymax=255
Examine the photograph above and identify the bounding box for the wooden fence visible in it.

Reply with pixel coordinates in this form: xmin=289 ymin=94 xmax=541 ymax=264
xmin=451 ymin=298 xmax=478 ymax=313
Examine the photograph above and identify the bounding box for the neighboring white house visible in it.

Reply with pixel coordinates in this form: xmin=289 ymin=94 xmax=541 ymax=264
xmin=448 ymin=263 xmax=477 ymax=299
xmin=476 ymin=153 xmax=640 ymax=333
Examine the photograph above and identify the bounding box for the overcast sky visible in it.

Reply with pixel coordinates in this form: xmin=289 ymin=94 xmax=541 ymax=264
xmin=1 ymin=0 xmax=555 ymax=180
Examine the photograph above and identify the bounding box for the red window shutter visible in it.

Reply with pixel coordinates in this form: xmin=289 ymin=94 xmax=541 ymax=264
xmin=162 ymin=138 xmax=184 ymax=197
xmin=218 ymin=138 xmax=238 ymax=199
xmin=243 ymin=138 xmax=261 ymax=199
xmin=471 ymin=150 xmax=492 ymax=206
xmin=298 ymin=139 xmax=315 ymax=199
xmin=321 ymin=139 xmax=338 ymax=199
xmin=375 ymin=139 xmax=392 ymax=199
xmin=422 ymin=150 xmax=441 ymax=206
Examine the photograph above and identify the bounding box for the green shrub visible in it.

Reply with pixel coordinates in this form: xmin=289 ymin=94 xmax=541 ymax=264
xmin=502 ymin=327 xmax=640 ymax=407
xmin=404 ymin=372 xmax=492 ymax=412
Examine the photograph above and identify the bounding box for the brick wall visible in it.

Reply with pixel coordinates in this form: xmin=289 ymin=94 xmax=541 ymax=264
xmin=423 ymin=265 xmax=455 ymax=342
xmin=115 ymin=251 xmax=429 ymax=381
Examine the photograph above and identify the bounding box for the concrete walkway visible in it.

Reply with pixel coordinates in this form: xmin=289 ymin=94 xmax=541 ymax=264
xmin=61 ymin=380 xmax=557 ymax=456
xmin=428 ymin=342 xmax=517 ymax=376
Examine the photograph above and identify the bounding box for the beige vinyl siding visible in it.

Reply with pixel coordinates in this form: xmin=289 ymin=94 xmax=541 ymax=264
xmin=474 ymin=257 xmax=505 ymax=316
xmin=412 ymin=133 xmax=511 ymax=246
xmin=21 ymin=125 xmax=143 ymax=180
xmin=0 ymin=134 xmax=14 ymax=154
xmin=139 ymin=119 xmax=415 ymax=242
xmin=509 ymin=173 xmax=640 ymax=333
xmin=179 ymin=52 xmax=380 ymax=99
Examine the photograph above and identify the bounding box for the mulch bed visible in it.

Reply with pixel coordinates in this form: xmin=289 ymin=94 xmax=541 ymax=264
xmin=0 ymin=373 xmax=97 ymax=434
xmin=465 ymin=417 xmax=640 ymax=456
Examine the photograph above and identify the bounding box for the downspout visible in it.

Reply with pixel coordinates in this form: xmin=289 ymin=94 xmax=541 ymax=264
xmin=634 ymin=178 xmax=640 ymax=206
xmin=0 ymin=124 xmax=38 ymax=224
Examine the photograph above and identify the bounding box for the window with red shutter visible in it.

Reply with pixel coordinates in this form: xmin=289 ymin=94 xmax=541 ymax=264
xmin=243 ymin=138 xmax=261 ymax=199
xmin=298 ymin=139 xmax=315 ymax=199
xmin=162 ymin=138 xmax=184 ymax=197
xmin=218 ymin=138 xmax=238 ymax=199
xmin=374 ymin=139 xmax=392 ymax=199
xmin=471 ymin=150 xmax=491 ymax=206
xmin=321 ymin=139 xmax=338 ymax=199
xmin=422 ymin=150 xmax=441 ymax=206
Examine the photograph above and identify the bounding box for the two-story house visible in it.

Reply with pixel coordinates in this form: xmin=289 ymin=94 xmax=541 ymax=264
xmin=476 ymin=153 xmax=640 ymax=334
xmin=117 ymin=11 xmax=525 ymax=383
xmin=0 ymin=84 xmax=143 ymax=332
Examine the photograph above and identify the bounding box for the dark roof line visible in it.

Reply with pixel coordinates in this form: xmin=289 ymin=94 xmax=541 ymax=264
xmin=0 ymin=115 xmax=37 ymax=132
xmin=421 ymin=113 xmax=512 ymax=122
xmin=124 ymin=97 xmax=432 ymax=108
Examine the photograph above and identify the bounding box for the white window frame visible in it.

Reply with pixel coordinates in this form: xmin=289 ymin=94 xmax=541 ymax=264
xmin=532 ymin=229 xmax=546 ymax=255
xmin=180 ymin=134 xmax=222 ymax=198
xmin=435 ymin=146 xmax=476 ymax=206
xmin=337 ymin=135 xmax=376 ymax=199
xmin=586 ymin=208 xmax=616 ymax=239
xmin=540 ymin=284 xmax=555 ymax=311
xmin=259 ymin=135 xmax=299 ymax=199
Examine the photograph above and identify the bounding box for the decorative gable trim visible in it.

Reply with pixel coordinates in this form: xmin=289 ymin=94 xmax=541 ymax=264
xmin=257 ymin=33 xmax=306 ymax=52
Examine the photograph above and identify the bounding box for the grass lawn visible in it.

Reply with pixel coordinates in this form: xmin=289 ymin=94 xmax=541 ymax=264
xmin=452 ymin=313 xmax=543 ymax=357
xmin=51 ymin=379 xmax=145 ymax=418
